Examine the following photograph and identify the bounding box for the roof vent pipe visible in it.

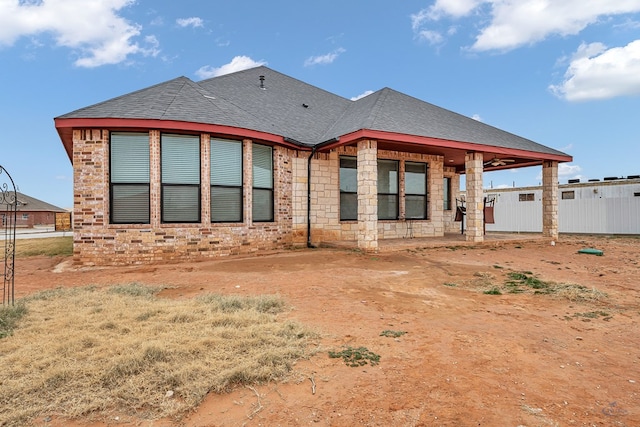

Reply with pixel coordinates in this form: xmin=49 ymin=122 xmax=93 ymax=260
xmin=259 ymin=75 xmax=265 ymax=90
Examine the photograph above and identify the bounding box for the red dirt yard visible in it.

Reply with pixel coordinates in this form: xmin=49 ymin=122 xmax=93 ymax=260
xmin=14 ymin=235 xmax=640 ymax=426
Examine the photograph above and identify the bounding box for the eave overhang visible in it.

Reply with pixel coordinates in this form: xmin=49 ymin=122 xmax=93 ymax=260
xmin=54 ymin=117 xmax=307 ymax=163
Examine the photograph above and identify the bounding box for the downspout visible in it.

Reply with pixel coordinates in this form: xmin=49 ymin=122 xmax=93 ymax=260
xmin=303 ymin=137 xmax=340 ymax=249
xmin=306 ymin=146 xmax=317 ymax=248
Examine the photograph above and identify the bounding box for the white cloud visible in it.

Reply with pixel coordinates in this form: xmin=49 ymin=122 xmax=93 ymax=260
xmin=351 ymin=90 xmax=374 ymax=101
xmin=416 ymin=30 xmax=444 ymax=45
xmin=549 ymin=40 xmax=640 ymax=101
xmin=176 ymin=17 xmax=203 ymax=28
xmin=471 ymin=114 xmax=483 ymax=121
xmin=195 ymin=56 xmax=266 ymax=79
xmin=411 ymin=1 xmax=640 ymax=52
xmin=0 ymin=0 xmax=156 ymax=67
xmin=558 ymin=163 xmax=582 ymax=177
xmin=304 ymin=48 xmax=346 ymax=67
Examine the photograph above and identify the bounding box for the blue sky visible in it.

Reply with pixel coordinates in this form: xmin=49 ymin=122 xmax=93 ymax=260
xmin=1 ymin=0 xmax=639 ymax=209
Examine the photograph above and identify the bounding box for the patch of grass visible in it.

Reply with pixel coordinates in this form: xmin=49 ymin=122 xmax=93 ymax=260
xmin=0 ymin=285 xmax=316 ymax=425
xmin=329 ymin=346 xmax=380 ymax=367
xmin=443 ymin=283 xmax=458 ymax=287
xmin=574 ymin=311 xmax=610 ymax=319
xmin=493 ymin=265 xmax=504 ymax=269
xmin=380 ymin=330 xmax=407 ymax=338
xmin=108 ymin=283 xmax=163 ymax=298
xmin=14 ymin=236 xmax=73 ymax=257
xmin=0 ymin=303 xmax=27 ymax=339
xmin=483 ymin=287 xmax=502 ymax=295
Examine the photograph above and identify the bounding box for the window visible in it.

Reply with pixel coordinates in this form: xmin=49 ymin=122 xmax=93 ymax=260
xmin=519 ymin=193 xmax=535 ymax=202
xmin=405 ymin=162 xmax=428 ymax=219
xmin=161 ymin=134 xmax=200 ymax=223
xmin=211 ymin=139 xmax=243 ymax=222
xmin=110 ymin=132 xmax=150 ymax=224
xmin=561 ymin=191 xmax=575 ymax=200
xmin=443 ymin=177 xmax=452 ymax=210
xmin=252 ymin=144 xmax=273 ymax=222
xmin=378 ymin=159 xmax=399 ymax=220
xmin=22 ymin=213 xmax=29 ymax=220
xmin=339 ymin=157 xmax=357 ymax=220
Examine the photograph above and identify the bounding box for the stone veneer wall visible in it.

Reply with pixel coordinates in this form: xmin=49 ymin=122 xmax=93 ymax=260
xmin=298 ymin=144 xmax=447 ymax=244
xmin=542 ymin=160 xmax=559 ymax=239
xmin=443 ymin=167 xmax=461 ymax=233
xmin=72 ymin=129 xmax=294 ymax=266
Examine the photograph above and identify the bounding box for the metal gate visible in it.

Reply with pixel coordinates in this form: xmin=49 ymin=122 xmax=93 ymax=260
xmin=1 ymin=165 xmax=17 ymax=305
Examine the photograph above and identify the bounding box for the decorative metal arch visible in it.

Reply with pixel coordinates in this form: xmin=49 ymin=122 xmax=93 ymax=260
xmin=1 ymin=165 xmax=17 ymax=306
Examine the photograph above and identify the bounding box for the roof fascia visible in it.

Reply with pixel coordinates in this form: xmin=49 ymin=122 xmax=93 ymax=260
xmin=55 ymin=118 xmax=308 ymax=163
xmin=318 ymin=129 xmax=573 ymax=163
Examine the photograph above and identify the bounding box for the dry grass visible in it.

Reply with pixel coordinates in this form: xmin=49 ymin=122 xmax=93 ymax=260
xmin=0 ymin=284 xmax=316 ymax=426
xmin=14 ymin=236 xmax=73 ymax=257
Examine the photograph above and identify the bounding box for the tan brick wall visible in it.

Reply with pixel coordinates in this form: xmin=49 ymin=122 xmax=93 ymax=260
xmin=72 ymin=128 xmax=462 ymax=264
xmin=72 ymin=129 xmax=293 ymax=266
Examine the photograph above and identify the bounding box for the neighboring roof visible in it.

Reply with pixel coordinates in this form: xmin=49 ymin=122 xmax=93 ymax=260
xmin=55 ymin=66 xmax=571 ymax=165
xmin=0 ymin=192 xmax=67 ymax=212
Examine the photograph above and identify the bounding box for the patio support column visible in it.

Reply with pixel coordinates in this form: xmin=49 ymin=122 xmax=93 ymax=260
xmin=465 ymin=152 xmax=484 ymax=242
xmin=357 ymin=139 xmax=378 ymax=252
xmin=542 ymin=160 xmax=559 ymax=240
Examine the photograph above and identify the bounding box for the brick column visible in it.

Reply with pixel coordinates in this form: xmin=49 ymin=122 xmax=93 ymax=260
xmin=243 ymin=139 xmax=253 ymax=225
xmin=201 ymin=133 xmax=211 ymax=224
xmin=357 ymin=140 xmax=378 ymax=252
xmin=465 ymin=152 xmax=484 ymax=242
xmin=542 ymin=160 xmax=559 ymax=240
xmin=149 ymin=130 xmax=161 ymax=227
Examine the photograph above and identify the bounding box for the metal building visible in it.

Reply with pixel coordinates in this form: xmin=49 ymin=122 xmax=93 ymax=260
xmin=482 ymin=177 xmax=640 ymax=234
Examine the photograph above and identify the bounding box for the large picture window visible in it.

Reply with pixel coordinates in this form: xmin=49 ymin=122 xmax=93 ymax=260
xmin=405 ymin=162 xmax=428 ymax=219
xmin=161 ymin=134 xmax=200 ymax=223
xmin=110 ymin=132 xmax=150 ymax=224
xmin=252 ymin=144 xmax=273 ymax=222
xmin=339 ymin=156 xmax=357 ymax=221
xmin=211 ymin=139 xmax=243 ymax=222
xmin=378 ymin=159 xmax=398 ymax=220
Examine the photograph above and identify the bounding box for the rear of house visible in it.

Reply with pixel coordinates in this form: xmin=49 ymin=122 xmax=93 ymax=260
xmin=55 ymin=67 xmax=572 ymax=265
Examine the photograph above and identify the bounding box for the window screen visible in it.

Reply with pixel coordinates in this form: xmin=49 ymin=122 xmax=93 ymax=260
xmin=211 ymin=139 xmax=243 ymax=222
xmin=161 ymin=134 xmax=200 ymax=223
xmin=378 ymin=159 xmax=398 ymax=220
xmin=405 ymin=162 xmax=428 ymax=219
xmin=252 ymin=144 xmax=273 ymax=222
xmin=339 ymin=156 xmax=357 ymax=221
xmin=110 ymin=132 xmax=150 ymax=224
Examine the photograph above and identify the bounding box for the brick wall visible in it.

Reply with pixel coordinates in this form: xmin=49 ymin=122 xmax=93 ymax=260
xmin=72 ymin=129 xmax=293 ymax=266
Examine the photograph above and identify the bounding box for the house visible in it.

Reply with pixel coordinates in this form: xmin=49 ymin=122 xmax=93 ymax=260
xmin=0 ymin=192 xmax=68 ymax=228
xmin=483 ymin=176 xmax=640 ymax=234
xmin=54 ymin=66 xmax=572 ymax=266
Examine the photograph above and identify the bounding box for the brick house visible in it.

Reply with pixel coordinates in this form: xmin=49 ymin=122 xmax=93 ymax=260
xmin=54 ymin=67 xmax=572 ymax=266
xmin=0 ymin=192 xmax=67 ymax=228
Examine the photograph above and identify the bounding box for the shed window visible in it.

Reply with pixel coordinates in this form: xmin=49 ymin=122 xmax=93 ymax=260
xmin=405 ymin=162 xmax=428 ymax=219
xmin=252 ymin=144 xmax=273 ymax=222
xmin=339 ymin=157 xmax=357 ymax=221
xmin=110 ymin=132 xmax=150 ymax=224
xmin=211 ymin=139 xmax=243 ymax=222
xmin=519 ymin=193 xmax=535 ymax=202
xmin=561 ymin=191 xmax=575 ymax=200
xmin=161 ymin=134 xmax=201 ymax=223
xmin=378 ymin=160 xmax=399 ymax=220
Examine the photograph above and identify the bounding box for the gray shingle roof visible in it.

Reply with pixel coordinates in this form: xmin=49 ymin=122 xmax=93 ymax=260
xmin=57 ymin=66 xmax=567 ymax=157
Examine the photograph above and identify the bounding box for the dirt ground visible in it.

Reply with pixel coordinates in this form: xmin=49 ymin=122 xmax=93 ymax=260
xmin=14 ymin=235 xmax=640 ymax=426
